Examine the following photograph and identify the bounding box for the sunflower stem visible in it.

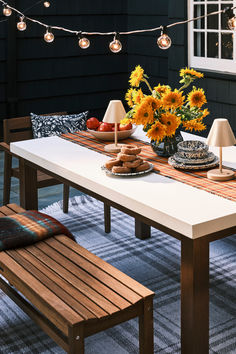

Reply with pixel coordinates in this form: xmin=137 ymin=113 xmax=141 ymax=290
xmin=143 ymin=78 xmax=153 ymax=94
xmin=178 ymin=82 xmax=190 ymax=92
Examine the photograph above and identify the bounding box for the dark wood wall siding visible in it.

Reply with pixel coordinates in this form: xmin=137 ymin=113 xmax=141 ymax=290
xmin=167 ymin=0 xmax=236 ymax=135
xmin=127 ymin=0 xmax=169 ymax=91
xmin=0 ymin=0 xmax=128 ymax=132
xmin=1 ymin=1 xmax=236 ymax=136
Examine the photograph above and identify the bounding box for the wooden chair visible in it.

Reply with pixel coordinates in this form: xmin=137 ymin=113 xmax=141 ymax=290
xmin=0 ymin=113 xmax=70 ymax=212
xmin=0 ymin=204 xmax=155 ymax=354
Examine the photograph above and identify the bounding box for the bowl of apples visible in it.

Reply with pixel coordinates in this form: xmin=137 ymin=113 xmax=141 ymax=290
xmin=86 ymin=117 xmax=136 ymax=141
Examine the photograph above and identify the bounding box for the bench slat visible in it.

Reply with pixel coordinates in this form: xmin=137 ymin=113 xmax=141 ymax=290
xmin=29 ymin=243 xmax=130 ymax=312
xmin=0 ymin=204 xmax=25 ymax=216
xmin=19 ymin=247 xmax=120 ymax=318
xmin=56 ymin=235 xmax=154 ymax=298
xmin=0 ymin=252 xmax=81 ymax=332
xmin=46 ymin=237 xmax=143 ymax=304
xmin=13 ymin=249 xmax=102 ymax=320
xmin=6 ymin=204 xmax=26 ymax=214
xmin=0 ymin=205 xmax=18 ymax=216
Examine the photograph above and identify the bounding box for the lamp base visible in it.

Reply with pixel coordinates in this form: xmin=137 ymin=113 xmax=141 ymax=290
xmin=207 ymin=168 xmax=235 ymax=181
xmin=104 ymin=143 xmax=125 ymax=153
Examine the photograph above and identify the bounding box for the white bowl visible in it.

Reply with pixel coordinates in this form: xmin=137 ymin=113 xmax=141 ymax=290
xmin=87 ymin=127 xmax=136 ymax=141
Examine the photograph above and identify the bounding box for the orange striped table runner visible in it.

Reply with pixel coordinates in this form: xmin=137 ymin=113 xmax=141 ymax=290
xmin=61 ymin=131 xmax=236 ymax=202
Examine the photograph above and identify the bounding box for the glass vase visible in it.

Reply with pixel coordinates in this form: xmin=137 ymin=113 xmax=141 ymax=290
xmin=151 ymin=130 xmax=183 ymax=157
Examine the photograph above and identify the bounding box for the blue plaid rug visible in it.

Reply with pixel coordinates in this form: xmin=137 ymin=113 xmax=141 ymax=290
xmin=0 ymin=195 xmax=235 ymax=353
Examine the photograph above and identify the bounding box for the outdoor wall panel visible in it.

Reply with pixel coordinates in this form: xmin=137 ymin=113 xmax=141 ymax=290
xmin=17 ymin=73 xmax=128 ymax=100
xmin=128 ymin=1 xmax=168 ymax=15
xmin=17 ymin=54 xmax=127 ymax=81
xmin=127 ymin=1 xmax=169 ymax=88
xmin=0 ymin=63 xmax=6 ymax=83
xmin=17 ymin=89 xmax=127 ymax=120
xmin=128 ymin=35 xmax=168 ymax=58
xmin=0 ymin=0 xmax=128 ymax=130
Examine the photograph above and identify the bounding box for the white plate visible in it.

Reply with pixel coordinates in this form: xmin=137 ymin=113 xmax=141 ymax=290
xmin=87 ymin=127 xmax=136 ymax=141
xmin=173 ymin=151 xmax=216 ymax=165
xmin=168 ymin=156 xmax=219 ymax=170
xmin=101 ymin=163 xmax=154 ymax=176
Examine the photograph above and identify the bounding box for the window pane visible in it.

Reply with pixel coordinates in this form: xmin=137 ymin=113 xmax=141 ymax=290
xmin=207 ymin=32 xmax=219 ymax=58
xmin=194 ymin=32 xmax=205 ymax=56
xmin=194 ymin=5 xmax=205 ymax=29
xmin=207 ymin=5 xmax=219 ymax=29
xmin=221 ymin=3 xmax=233 ymax=30
xmin=221 ymin=33 xmax=233 ymax=59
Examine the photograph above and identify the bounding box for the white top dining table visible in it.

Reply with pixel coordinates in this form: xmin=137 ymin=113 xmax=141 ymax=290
xmin=10 ymin=128 xmax=236 ymax=354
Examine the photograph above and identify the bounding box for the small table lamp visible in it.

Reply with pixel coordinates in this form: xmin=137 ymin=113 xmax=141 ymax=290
xmin=206 ymin=118 xmax=236 ymax=181
xmin=103 ymin=100 xmax=126 ymax=152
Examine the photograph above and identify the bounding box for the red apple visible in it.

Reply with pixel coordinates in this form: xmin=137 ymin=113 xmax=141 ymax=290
xmin=98 ymin=122 xmax=113 ymax=132
xmin=119 ymin=123 xmax=132 ymax=131
xmin=112 ymin=124 xmax=120 ymax=131
xmin=86 ymin=117 xmax=100 ymax=130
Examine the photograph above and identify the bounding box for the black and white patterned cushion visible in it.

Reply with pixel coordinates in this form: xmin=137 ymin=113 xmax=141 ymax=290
xmin=30 ymin=111 xmax=88 ymax=138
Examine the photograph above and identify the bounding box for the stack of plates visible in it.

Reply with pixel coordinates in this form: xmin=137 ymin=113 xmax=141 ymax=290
xmin=168 ymin=140 xmax=219 ymax=170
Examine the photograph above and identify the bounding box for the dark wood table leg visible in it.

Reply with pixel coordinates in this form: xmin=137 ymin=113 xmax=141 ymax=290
xmin=135 ymin=219 xmax=151 ymax=239
xmin=181 ymin=237 xmax=209 ymax=354
xmin=19 ymin=158 xmax=38 ymax=210
xmin=104 ymin=203 xmax=111 ymax=233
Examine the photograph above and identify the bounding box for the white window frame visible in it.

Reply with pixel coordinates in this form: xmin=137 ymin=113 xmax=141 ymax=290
xmin=188 ymin=0 xmax=236 ymax=74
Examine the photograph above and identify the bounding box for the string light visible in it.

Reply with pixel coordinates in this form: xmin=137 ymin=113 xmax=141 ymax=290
xmin=17 ymin=16 xmax=27 ymax=31
xmin=0 ymin=0 xmax=236 ymax=51
xmin=3 ymin=5 xmax=12 ymax=16
xmin=44 ymin=1 xmax=50 ymax=7
xmin=225 ymin=7 xmax=236 ymax=30
xmin=78 ymin=32 xmax=90 ymax=49
xmin=44 ymin=27 xmax=54 ymax=42
xmin=157 ymin=26 xmax=171 ymax=50
xmin=109 ymin=32 xmax=122 ymax=53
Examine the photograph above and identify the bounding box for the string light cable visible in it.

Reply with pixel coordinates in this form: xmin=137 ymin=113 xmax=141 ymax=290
xmin=1 ymin=0 xmax=236 ymax=51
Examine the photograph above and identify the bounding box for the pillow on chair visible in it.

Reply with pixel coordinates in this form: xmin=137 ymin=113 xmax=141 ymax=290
xmin=30 ymin=111 xmax=88 ymax=138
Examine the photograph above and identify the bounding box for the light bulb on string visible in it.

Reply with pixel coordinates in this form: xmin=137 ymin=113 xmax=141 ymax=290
xmin=109 ymin=32 xmax=122 ymax=53
xmin=225 ymin=7 xmax=236 ymax=30
xmin=44 ymin=27 xmax=54 ymax=43
xmin=157 ymin=26 xmax=172 ymax=50
xmin=3 ymin=5 xmax=12 ymax=16
xmin=78 ymin=32 xmax=90 ymax=49
xmin=17 ymin=17 xmax=27 ymax=31
xmin=44 ymin=1 xmax=51 ymax=7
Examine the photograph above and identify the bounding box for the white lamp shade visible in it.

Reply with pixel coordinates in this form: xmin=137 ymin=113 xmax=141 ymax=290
xmin=206 ymin=118 xmax=236 ymax=147
xmin=103 ymin=100 xmax=126 ymax=124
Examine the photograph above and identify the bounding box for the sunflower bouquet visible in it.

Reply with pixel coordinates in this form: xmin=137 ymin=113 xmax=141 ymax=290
xmin=123 ymin=65 xmax=209 ymax=143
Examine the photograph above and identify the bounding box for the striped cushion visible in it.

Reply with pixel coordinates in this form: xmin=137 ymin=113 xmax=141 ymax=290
xmin=0 ymin=211 xmax=74 ymax=251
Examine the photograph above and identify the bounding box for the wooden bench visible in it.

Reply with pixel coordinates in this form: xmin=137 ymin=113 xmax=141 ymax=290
xmin=0 ymin=204 xmax=155 ymax=354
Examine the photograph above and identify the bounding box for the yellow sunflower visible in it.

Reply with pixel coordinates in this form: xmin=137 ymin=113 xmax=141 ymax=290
xmin=129 ymin=65 xmax=144 ymax=87
xmin=120 ymin=117 xmax=133 ymax=125
xmin=142 ymin=96 xmax=161 ymax=110
xmin=188 ymin=88 xmax=207 ymax=108
xmin=161 ymin=89 xmax=185 ymax=109
xmin=134 ymin=103 xmax=154 ymax=126
xmin=200 ymin=108 xmax=210 ymax=118
xmin=180 ymin=67 xmax=203 ymax=79
xmin=125 ymin=88 xmax=136 ymax=108
xmin=146 ymin=121 xmax=166 ymax=142
xmin=133 ymin=88 xmax=144 ymax=105
xmin=160 ymin=112 xmax=181 ymax=136
xmin=154 ymin=84 xmax=170 ymax=96
xmin=182 ymin=118 xmax=206 ymax=132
